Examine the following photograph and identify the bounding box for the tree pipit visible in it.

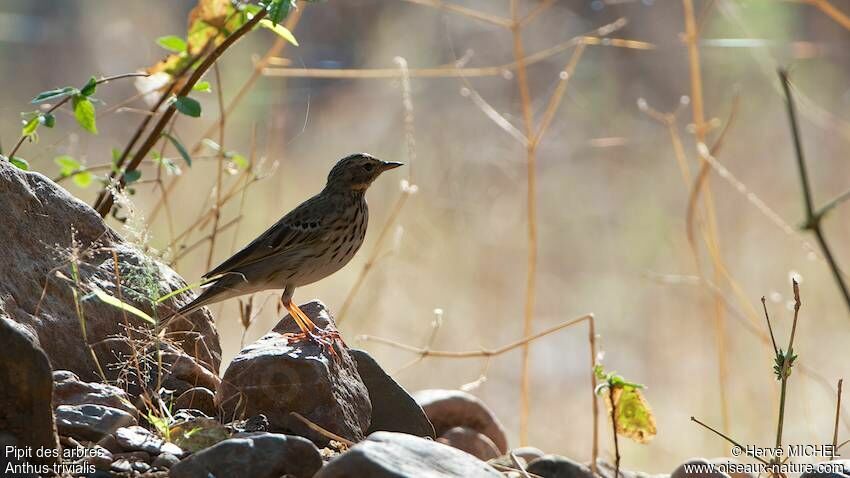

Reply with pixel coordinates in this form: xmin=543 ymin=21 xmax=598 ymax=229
xmin=169 ymin=153 xmax=402 ymax=353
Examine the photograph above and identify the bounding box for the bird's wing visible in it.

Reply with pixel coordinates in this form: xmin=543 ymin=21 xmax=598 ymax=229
xmin=202 ymin=193 xmax=332 ymax=279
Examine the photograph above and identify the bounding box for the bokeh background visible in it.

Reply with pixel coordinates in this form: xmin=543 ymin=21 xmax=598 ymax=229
xmin=3 ymin=0 xmax=850 ymax=471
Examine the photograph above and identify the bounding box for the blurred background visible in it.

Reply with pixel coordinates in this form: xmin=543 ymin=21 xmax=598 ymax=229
xmin=3 ymin=0 xmax=850 ymax=471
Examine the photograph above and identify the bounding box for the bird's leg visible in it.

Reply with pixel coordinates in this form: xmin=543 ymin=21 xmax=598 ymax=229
xmin=280 ymin=297 xmax=344 ymax=358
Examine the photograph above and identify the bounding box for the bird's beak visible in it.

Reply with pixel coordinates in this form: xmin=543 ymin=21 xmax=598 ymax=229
xmin=380 ymin=161 xmax=404 ymax=171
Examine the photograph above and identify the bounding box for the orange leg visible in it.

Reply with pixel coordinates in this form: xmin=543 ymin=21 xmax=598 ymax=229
xmin=281 ymin=299 xmax=346 ymax=358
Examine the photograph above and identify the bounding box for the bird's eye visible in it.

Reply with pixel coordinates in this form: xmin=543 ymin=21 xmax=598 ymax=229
xmin=362 ymin=163 xmax=375 ymax=172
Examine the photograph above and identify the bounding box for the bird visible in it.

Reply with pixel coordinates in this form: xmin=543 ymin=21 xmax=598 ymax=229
xmin=168 ymin=153 xmax=402 ymax=350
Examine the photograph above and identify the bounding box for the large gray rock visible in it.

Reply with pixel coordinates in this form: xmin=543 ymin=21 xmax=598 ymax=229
xmin=414 ymin=389 xmax=508 ymax=454
xmin=437 ymin=426 xmax=500 ymax=461
xmin=169 ymin=432 xmax=321 ymax=478
xmin=350 ymin=348 xmax=435 ymax=438
xmin=316 ymin=431 xmax=503 ymax=478
xmin=527 ymin=455 xmax=594 ymax=478
xmin=55 ymin=404 xmax=136 ymax=441
xmin=52 ymin=370 xmax=139 ymax=418
xmin=0 ymin=161 xmax=221 ymax=387
xmin=0 ymin=315 xmax=59 ymax=472
xmin=217 ymin=301 xmax=371 ymax=443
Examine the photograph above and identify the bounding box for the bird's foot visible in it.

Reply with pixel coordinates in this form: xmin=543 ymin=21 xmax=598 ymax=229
xmin=284 ymin=328 xmax=347 ymax=361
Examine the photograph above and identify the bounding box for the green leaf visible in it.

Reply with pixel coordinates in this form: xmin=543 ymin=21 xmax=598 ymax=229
xmin=91 ymin=289 xmax=155 ymax=325
xmin=162 ymin=132 xmax=192 ymax=167
xmin=123 ymin=169 xmax=142 ymax=184
xmin=192 ymin=81 xmax=212 ymax=93
xmin=41 ymin=113 xmax=56 ymax=128
xmin=72 ymin=171 xmax=94 ymax=188
xmin=258 ymin=19 xmax=298 ymax=46
xmin=31 ymin=86 xmax=78 ymax=104
xmin=22 ymin=117 xmax=40 ymax=136
xmin=156 ymin=35 xmax=188 ymax=53
xmin=9 ymin=156 xmax=30 ymax=170
xmin=72 ymin=96 xmax=98 ymax=134
xmin=173 ymin=96 xmax=202 ymax=117
xmin=54 ymin=155 xmax=81 ymax=176
xmin=80 ymin=76 xmax=97 ymax=97
xmin=262 ymin=0 xmax=294 ymax=25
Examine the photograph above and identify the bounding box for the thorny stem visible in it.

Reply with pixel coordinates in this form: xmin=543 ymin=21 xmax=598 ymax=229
xmin=778 ymin=68 xmax=850 ymax=313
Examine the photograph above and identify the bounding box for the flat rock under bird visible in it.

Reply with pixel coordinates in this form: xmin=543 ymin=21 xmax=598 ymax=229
xmin=171 ymin=153 xmax=402 ymax=349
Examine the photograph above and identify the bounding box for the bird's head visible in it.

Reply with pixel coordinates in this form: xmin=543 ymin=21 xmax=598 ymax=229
xmin=325 ymin=153 xmax=403 ymax=192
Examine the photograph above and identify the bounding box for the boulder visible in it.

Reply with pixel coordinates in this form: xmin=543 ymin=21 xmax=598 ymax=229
xmin=52 ymin=370 xmax=139 ymax=418
xmin=0 ymin=161 xmax=220 ymax=388
xmin=437 ymin=426 xmax=500 ymax=461
xmin=113 ymin=425 xmax=183 ymax=456
xmin=169 ymin=432 xmax=322 ymax=478
xmin=55 ymin=404 xmax=136 ymax=441
xmin=316 ymin=431 xmax=503 ymax=478
xmin=217 ymin=301 xmax=371 ymax=443
xmin=414 ymin=389 xmax=508 ymax=453
xmin=527 ymin=455 xmax=594 ymax=478
xmin=350 ymin=348 xmax=435 ymax=438
xmin=0 ymin=315 xmax=60 ymax=471
xmin=173 ymin=386 xmax=216 ymax=416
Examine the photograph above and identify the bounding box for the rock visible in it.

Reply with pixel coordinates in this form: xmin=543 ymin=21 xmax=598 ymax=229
xmin=171 ymin=416 xmax=228 ymax=453
xmin=152 ymin=452 xmax=180 ymax=469
xmin=174 ymin=386 xmax=216 ymax=416
xmin=707 ymin=458 xmax=757 ymax=478
xmin=87 ymin=446 xmax=113 ymax=470
xmin=0 ymin=315 xmax=60 ymax=471
xmin=53 ymin=370 xmax=140 ymax=418
xmin=217 ymin=301 xmax=371 ymax=443
xmin=512 ymin=446 xmax=545 ymax=463
xmin=796 ymin=459 xmax=850 ymax=478
xmin=170 ymin=432 xmax=322 ymax=478
xmin=316 ymin=431 xmax=502 ymax=478
xmin=111 ymin=458 xmax=132 ymax=473
xmin=132 ymin=460 xmax=151 ymax=472
xmin=437 ymin=426 xmax=500 ymax=461
xmin=55 ymin=404 xmax=136 ymax=441
xmin=114 ymin=425 xmax=169 ymax=454
xmin=414 ymin=389 xmax=508 ymax=453
xmin=0 ymin=161 xmax=220 ymax=385
xmin=527 ymin=455 xmax=594 ymax=478
xmin=350 ymin=348 xmax=435 ymax=438
xmin=112 ymin=450 xmax=151 ymax=462
xmin=243 ymin=414 xmax=270 ymax=432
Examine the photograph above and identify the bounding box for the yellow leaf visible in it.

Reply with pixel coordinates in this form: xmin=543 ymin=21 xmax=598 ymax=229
xmin=604 ymin=385 xmax=657 ymax=444
xmin=259 ymin=18 xmax=298 ymax=46
xmin=187 ymin=0 xmax=237 ymax=54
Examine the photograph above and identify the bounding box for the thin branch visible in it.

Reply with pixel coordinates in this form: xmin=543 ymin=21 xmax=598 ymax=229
xmin=833 ymin=379 xmax=843 ymax=460
xmin=7 ymin=72 xmax=149 ymax=159
xmin=94 ymin=9 xmax=267 ymax=217
xmin=359 ymin=313 xmax=593 ymax=358
xmin=289 ymin=412 xmax=355 ymax=447
xmin=691 ymin=416 xmax=771 ymax=465
xmin=402 ymin=0 xmax=513 ymax=28
xmin=778 ymin=68 xmax=850 ymax=312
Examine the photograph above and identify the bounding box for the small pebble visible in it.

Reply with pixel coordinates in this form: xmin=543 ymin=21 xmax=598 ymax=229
xmin=152 ymin=453 xmax=180 ymax=470
xmin=110 ymin=458 xmax=132 ymax=473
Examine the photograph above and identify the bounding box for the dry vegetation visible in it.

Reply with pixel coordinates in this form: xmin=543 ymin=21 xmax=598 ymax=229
xmin=3 ymin=0 xmax=850 ymax=472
